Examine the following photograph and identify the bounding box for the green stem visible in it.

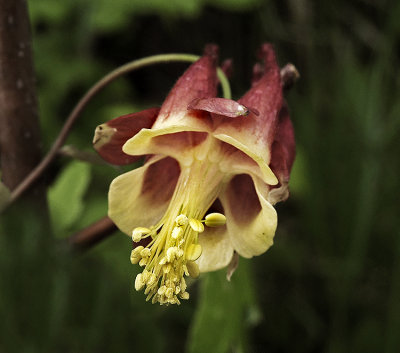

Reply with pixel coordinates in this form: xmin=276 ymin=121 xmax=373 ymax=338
xmin=216 ymin=68 xmax=231 ymax=100
xmin=98 ymin=54 xmax=232 ymax=99
xmin=8 ymin=53 xmax=232 ymax=205
xmin=118 ymin=54 xmax=230 ymax=99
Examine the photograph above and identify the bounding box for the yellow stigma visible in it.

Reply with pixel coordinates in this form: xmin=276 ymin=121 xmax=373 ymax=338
xmin=132 ymin=227 xmax=152 ymax=242
xmin=129 ymin=138 xmax=228 ymax=305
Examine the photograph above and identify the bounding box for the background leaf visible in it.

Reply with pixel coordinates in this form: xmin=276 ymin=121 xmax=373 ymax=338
xmin=48 ymin=160 xmax=91 ymax=236
xmin=188 ymin=260 xmax=261 ymax=353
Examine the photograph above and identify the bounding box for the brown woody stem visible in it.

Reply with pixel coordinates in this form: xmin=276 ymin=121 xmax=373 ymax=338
xmin=67 ymin=216 xmax=117 ymax=252
xmin=0 ymin=0 xmax=43 ymax=190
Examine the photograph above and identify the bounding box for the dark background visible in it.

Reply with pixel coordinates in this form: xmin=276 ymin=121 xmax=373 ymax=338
xmin=1 ymin=0 xmax=399 ymax=352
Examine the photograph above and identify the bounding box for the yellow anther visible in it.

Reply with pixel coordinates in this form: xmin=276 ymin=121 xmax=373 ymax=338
xmin=132 ymin=245 xmax=144 ymax=255
xmin=186 ymin=243 xmax=202 ymax=261
xmin=165 ymin=287 xmax=174 ymax=299
xmin=175 ymin=214 xmax=189 ymax=226
xmin=130 ymin=249 xmax=141 ymax=264
xmin=130 ymin=246 xmax=144 ymax=264
xmin=176 ymin=248 xmax=184 ymax=258
xmin=180 ymin=279 xmax=187 ymax=292
xmin=139 ymin=258 xmax=148 ymax=267
xmin=204 ymin=213 xmax=226 ymax=227
xmin=189 ymin=218 xmax=204 ymax=233
xmin=168 ymin=298 xmax=177 ymax=305
xmin=134 ymin=273 xmax=144 ymax=291
xmin=180 ymin=292 xmax=190 ymax=300
xmin=172 ymin=226 xmax=183 ymax=239
xmin=158 ymin=285 xmax=167 ymax=295
xmin=163 ymin=263 xmax=172 ymax=274
xmin=132 ymin=227 xmax=151 ymax=242
xmin=147 ymin=273 xmax=157 ymax=287
xmin=140 ymin=248 xmax=151 ymax=258
xmin=141 ymin=270 xmax=150 ymax=283
xmin=166 ymin=247 xmax=177 ymax=262
xmin=186 ymin=261 xmax=200 ymax=278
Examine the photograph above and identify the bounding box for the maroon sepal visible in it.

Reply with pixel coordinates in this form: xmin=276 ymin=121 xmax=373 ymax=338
xmin=93 ymin=107 xmax=159 ymax=165
xmin=237 ymin=43 xmax=283 ymax=149
xmin=157 ymin=44 xmax=219 ymax=121
xmin=269 ymin=104 xmax=296 ymax=199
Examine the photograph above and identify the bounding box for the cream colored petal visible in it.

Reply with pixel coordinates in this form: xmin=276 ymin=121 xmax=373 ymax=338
xmin=214 ymin=133 xmax=278 ymax=185
xmin=267 ymin=181 xmax=290 ymax=205
xmin=215 ymin=139 xmax=266 ymax=182
xmin=196 ymin=226 xmax=234 ymax=273
xmin=220 ymin=174 xmax=277 ymax=258
xmin=123 ymin=127 xmax=209 ymax=167
xmin=226 ymin=252 xmax=239 ymax=281
xmin=108 ymin=156 xmax=180 ymax=235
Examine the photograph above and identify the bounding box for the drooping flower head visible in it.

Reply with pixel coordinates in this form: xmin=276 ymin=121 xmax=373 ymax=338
xmin=93 ymin=44 xmax=295 ymax=305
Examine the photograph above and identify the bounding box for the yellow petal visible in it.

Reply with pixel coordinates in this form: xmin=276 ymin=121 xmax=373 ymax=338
xmin=214 ymin=133 xmax=278 ymax=185
xmin=123 ymin=127 xmax=209 ymax=167
xmin=196 ymin=226 xmax=234 ymax=272
xmin=108 ymin=156 xmax=179 ymax=234
xmin=220 ymin=174 xmax=277 ymax=258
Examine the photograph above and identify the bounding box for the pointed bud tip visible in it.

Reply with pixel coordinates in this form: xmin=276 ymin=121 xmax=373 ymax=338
xmin=257 ymin=43 xmax=276 ymax=63
xmin=203 ymin=44 xmax=219 ymax=60
xmin=251 ymin=44 xmax=279 ymax=85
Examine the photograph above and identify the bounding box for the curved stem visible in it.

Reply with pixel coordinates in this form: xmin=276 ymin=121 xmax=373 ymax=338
xmin=217 ymin=68 xmax=231 ymax=100
xmin=67 ymin=216 xmax=117 ymax=252
xmin=9 ymin=53 xmax=232 ymax=204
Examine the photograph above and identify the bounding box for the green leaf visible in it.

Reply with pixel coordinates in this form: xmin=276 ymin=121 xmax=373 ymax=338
xmin=48 ymin=161 xmax=91 ymax=236
xmin=0 ymin=181 xmax=11 ymax=213
xmin=289 ymin=147 xmax=309 ymax=198
xmin=188 ymin=260 xmax=261 ymax=353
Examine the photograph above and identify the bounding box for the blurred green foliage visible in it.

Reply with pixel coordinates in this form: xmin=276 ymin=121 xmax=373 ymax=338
xmin=48 ymin=161 xmax=92 ymax=236
xmin=0 ymin=0 xmax=399 ymax=352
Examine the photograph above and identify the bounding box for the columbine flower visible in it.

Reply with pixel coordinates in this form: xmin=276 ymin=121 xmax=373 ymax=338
xmin=93 ymin=44 xmax=295 ymax=305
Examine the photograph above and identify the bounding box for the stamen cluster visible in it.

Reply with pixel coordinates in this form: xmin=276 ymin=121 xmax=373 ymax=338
xmin=130 ymin=212 xmax=226 ymax=305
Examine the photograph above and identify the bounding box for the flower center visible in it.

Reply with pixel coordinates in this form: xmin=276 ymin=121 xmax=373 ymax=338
xmin=130 ymin=138 xmax=227 ymax=305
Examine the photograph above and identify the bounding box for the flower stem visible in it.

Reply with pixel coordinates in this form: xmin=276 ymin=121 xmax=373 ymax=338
xmin=217 ymin=68 xmax=232 ymax=100
xmin=8 ymin=53 xmax=232 ymax=205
